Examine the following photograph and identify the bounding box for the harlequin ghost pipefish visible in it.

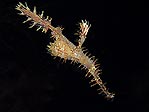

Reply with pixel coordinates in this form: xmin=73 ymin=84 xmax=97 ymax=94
xmin=15 ymin=2 xmax=115 ymax=99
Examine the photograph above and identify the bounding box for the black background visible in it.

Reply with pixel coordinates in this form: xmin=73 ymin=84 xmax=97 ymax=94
xmin=0 ymin=0 xmax=149 ymax=112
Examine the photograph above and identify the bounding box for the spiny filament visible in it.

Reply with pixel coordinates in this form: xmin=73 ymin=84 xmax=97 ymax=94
xmin=16 ymin=2 xmax=52 ymax=33
xmin=15 ymin=2 xmax=115 ymax=100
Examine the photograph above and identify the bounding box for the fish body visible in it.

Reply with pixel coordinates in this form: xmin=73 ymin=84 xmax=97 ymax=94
xmin=15 ymin=2 xmax=115 ymax=99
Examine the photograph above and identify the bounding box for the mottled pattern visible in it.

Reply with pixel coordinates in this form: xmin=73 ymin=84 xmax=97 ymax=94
xmin=15 ymin=2 xmax=114 ymax=99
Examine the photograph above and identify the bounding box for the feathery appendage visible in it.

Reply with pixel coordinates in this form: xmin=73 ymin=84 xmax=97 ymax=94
xmin=15 ymin=2 xmax=115 ymax=99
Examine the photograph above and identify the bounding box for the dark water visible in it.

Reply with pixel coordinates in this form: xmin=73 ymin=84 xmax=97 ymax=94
xmin=0 ymin=0 xmax=148 ymax=112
